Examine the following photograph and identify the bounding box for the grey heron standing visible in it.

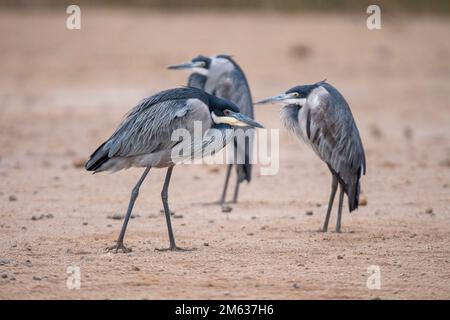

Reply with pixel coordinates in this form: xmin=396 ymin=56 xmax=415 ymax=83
xmin=256 ymin=80 xmax=366 ymax=233
xmin=168 ymin=55 xmax=255 ymax=206
xmin=85 ymin=87 xmax=263 ymax=252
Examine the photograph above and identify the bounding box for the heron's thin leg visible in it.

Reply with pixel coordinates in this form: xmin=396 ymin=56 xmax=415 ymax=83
xmin=156 ymin=166 xmax=195 ymax=252
xmin=219 ymin=164 xmax=233 ymax=205
xmin=231 ymin=177 xmax=240 ymax=204
xmin=335 ymin=185 xmax=345 ymax=233
xmin=108 ymin=166 xmax=151 ymax=253
xmin=320 ymin=175 xmax=338 ymax=232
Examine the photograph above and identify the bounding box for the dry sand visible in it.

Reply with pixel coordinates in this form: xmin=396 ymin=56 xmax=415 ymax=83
xmin=0 ymin=9 xmax=449 ymax=299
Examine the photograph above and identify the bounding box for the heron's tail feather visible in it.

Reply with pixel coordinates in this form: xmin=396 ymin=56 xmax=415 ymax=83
xmin=234 ymin=137 xmax=252 ymax=183
xmin=236 ymin=163 xmax=251 ymax=183
xmin=347 ymin=179 xmax=360 ymax=212
xmin=85 ymin=142 xmax=110 ymax=172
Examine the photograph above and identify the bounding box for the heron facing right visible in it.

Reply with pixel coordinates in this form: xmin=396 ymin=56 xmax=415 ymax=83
xmin=256 ymin=80 xmax=366 ymax=233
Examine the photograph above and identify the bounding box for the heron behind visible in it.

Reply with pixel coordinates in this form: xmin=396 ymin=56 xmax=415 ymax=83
xmin=168 ymin=54 xmax=255 ymax=208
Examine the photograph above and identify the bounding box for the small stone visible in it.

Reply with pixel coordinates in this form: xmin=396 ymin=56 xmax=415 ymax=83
xmin=247 ymin=233 xmax=254 ymax=236
xmin=46 ymin=214 xmax=54 ymax=219
xmin=337 ymin=255 xmax=344 ymax=260
xmin=403 ymin=126 xmax=413 ymax=140
xmin=1 ymin=273 xmax=8 ymax=279
xmin=107 ymin=224 xmax=112 ymax=228
xmin=132 ymin=266 xmax=140 ymax=271
xmin=32 ymin=276 xmax=41 ymax=281
xmin=208 ymin=166 xmax=220 ymax=173
xmin=425 ymin=208 xmax=433 ymax=214
xmin=305 ymin=211 xmax=313 ymax=216
xmin=203 ymin=242 xmax=209 ymax=247
xmin=221 ymin=206 xmax=232 ymax=213
xmin=72 ymin=158 xmax=85 ymax=168
xmin=251 ymin=216 xmax=257 ymax=220
xmin=109 ymin=213 xmax=123 ymax=220
xmin=82 ymin=222 xmax=88 ymax=226
xmin=293 ymin=283 xmax=300 ymax=289
xmin=9 ymin=195 xmax=17 ymax=202
xmin=0 ymin=259 xmax=13 ymax=266
xmin=359 ymin=196 xmax=368 ymax=206
xmin=161 ymin=209 xmax=175 ymax=215
xmin=172 ymin=214 xmax=183 ymax=219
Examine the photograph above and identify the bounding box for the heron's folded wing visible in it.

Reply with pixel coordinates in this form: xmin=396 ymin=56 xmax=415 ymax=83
xmin=306 ymin=87 xmax=366 ymax=185
xmin=214 ymin=70 xmax=254 ymax=118
xmin=104 ymin=97 xmax=211 ymax=158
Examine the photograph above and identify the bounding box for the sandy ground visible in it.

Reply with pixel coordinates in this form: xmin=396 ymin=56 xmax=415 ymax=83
xmin=0 ymin=9 xmax=450 ymax=300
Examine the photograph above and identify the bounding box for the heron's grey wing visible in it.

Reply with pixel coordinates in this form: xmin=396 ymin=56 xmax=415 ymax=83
xmin=213 ymin=70 xmax=254 ymax=118
xmin=213 ymin=69 xmax=255 ymax=182
xmin=305 ymin=86 xmax=366 ymax=185
xmin=105 ymin=97 xmax=211 ymax=158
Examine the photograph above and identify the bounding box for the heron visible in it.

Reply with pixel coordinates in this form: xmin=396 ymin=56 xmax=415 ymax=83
xmin=85 ymin=87 xmax=263 ymax=252
xmin=256 ymin=80 xmax=366 ymax=233
xmin=168 ymin=55 xmax=255 ymax=207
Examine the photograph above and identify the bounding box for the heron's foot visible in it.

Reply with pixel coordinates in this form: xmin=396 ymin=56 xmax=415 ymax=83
xmin=155 ymin=245 xmax=197 ymax=252
xmin=106 ymin=242 xmax=132 ymax=253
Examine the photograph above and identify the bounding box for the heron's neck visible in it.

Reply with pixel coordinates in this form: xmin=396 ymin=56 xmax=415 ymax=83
xmin=188 ymin=73 xmax=207 ymax=89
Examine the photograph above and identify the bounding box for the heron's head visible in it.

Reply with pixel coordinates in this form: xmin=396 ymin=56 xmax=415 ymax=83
xmin=208 ymin=95 xmax=263 ymax=128
xmin=255 ymin=80 xmax=326 ymax=108
xmin=168 ymin=55 xmax=211 ymax=76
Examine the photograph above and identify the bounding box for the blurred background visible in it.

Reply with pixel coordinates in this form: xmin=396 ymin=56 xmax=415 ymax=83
xmin=0 ymin=1 xmax=449 ymax=299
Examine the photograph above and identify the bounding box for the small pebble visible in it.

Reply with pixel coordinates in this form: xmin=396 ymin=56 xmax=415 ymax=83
xmin=337 ymin=255 xmax=344 ymax=260
xmin=109 ymin=213 xmax=123 ymax=220
xmin=132 ymin=266 xmax=140 ymax=271
xmin=32 ymin=276 xmax=42 ymax=281
xmin=293 ymin=283 xmax=300 ymax=289
xmin=172 ymin=214 xmax=184 ymax=219
xmin=9 ymin=195 xmax=17 ymax=202
xmin=425 ymin=208 xmax=433 ymax=214
xmin=221 ymin=206 xmax=232 ymax=213
xmin=203 ymin=242 xmax=209 ymax=247
xmin=0 ymin=259 xmax=13 ymax=266
xmin=305 ymin=211 xmax=313 ymax=216
xmin=82 ymin=222 xmax=88 ymax=226
xmin=1 ymin=273 xmax=8 ymax=279
xmin=72 ymin=158 xmax=85 ymax=168
xmin=359 ymin=196 xmax=368 ymax=206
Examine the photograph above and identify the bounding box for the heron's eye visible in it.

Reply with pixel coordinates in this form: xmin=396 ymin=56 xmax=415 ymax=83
xmin=293 ymin=92 xmax=300 ymax=97
xmin=223 ymin=109 xmax=231 ymax=116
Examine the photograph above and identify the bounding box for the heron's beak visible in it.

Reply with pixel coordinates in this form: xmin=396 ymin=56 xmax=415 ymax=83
xmin=255 ymin=93 xmax=302 ymax=105
xmin=212 ymin=111 xmax=263 ymax=128
xmin=167 ymin=61 xmax=204 ymax=70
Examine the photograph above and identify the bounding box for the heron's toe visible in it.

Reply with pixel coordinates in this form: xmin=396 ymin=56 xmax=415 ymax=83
xmin=106 ymin=242 xmax=132 ymax=254
xmin=155 ymin=246 xmax=197 ymax=252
